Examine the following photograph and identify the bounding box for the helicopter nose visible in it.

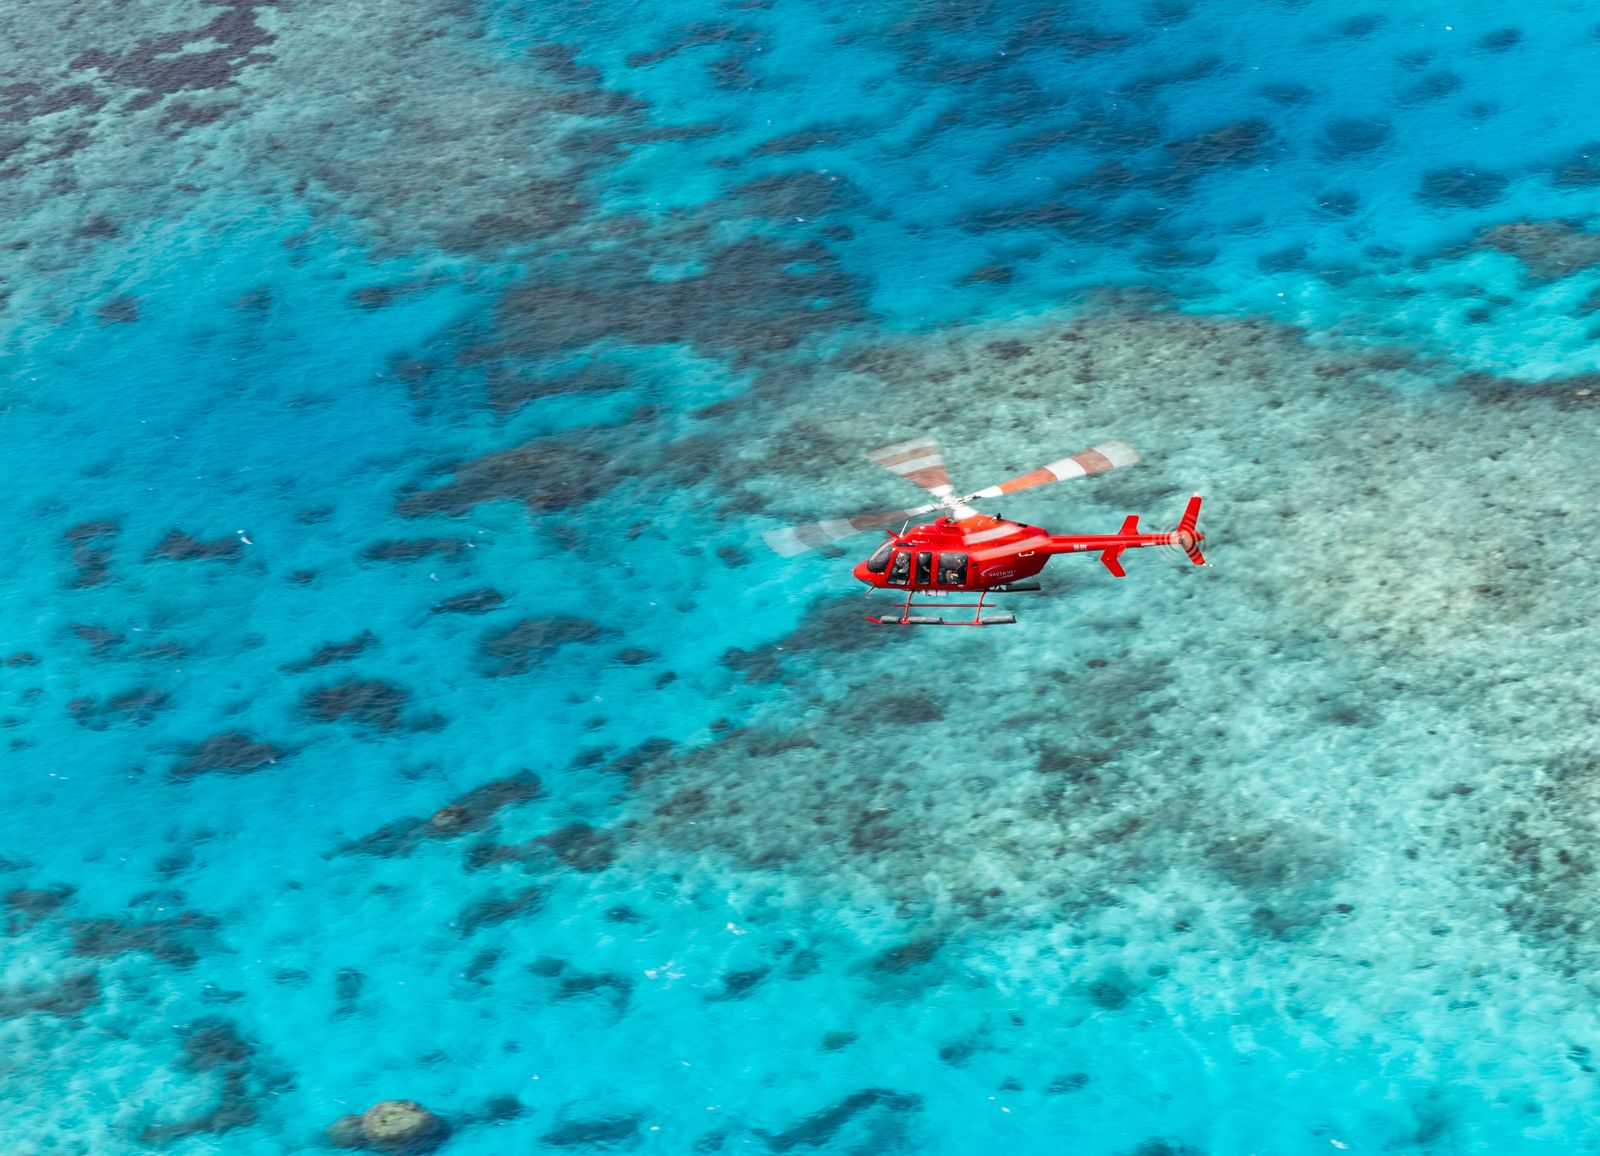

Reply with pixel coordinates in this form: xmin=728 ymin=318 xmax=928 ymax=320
xmin=852 ymin=559 xmax=873 ymax=584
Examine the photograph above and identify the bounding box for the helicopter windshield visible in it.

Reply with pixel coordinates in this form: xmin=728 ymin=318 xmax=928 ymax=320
xmin=866 ymin=540 xmax=894 ymax=573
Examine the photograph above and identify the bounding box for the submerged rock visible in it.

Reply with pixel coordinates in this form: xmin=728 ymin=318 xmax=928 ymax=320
xmin=329 ymin=1100 xmax=449 ymax=1152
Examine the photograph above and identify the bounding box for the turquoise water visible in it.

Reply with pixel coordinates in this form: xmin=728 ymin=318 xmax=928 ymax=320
xmin=7 ymin=0 xmax=1600 ymax=1151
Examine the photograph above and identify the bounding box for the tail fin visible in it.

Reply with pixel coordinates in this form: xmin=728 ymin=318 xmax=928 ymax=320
xmin=1173 ymin=494 xmax=1206 ymax=565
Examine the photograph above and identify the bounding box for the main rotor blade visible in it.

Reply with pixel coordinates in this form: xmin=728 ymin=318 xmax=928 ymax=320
xmin=763 ymin=505 xmax=938 ymax=557
xmin=865 ymin=436 xmax=955 ymax=498
xmin=961 ymin=441 xmax=1140 ymax=502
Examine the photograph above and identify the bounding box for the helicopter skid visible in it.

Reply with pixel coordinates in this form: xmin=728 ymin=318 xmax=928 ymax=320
xmin=866 ymin=586 xmax=1023 ymax=626
xmin=867 ymin=613 xmax=1017 ymax=627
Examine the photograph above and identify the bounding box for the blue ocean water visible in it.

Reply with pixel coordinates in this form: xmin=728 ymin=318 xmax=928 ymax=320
xmin=7 ymin=0 xmax=1600 ymax=1152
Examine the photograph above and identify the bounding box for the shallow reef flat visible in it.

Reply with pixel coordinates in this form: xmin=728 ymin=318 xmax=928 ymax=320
xmin=611 ymin=303 xmax=1600 ymax=1143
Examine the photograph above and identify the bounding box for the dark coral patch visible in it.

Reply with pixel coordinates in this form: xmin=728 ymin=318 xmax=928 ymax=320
xmin=158 ymin=100 xmax=235 ymax=130
xmin=756 ymin=1089 xmax=923 ymax=1153
xmin=433 ymin=588 xmax=506 ymax=615
xmin=554 ymin=971 xmax=633 ymax=1014
xmin=5 ymin=883 xmax=75 ymax=932
xmin=1046 ymin=1072 xmax=1091 ymax=1093
xmin=1162 ymin=118 xmax=1273 ymax=171
xmin=67 ymin=687 xmax=170 ymax=729
xmin=1418 ymin=166 xmax=1509 ymax=209
xmin=1126 ymin=1142 xmax=1204 ymax=1156
xmin=0 ymin=971 xmax=99 ymax=1018
xmin=348 ymin=277 xmax=441 ymax=310
xmin=1333 ymin=13 xmax=1385 ymax=39
xmin=1258 ymin=81 xmax=1314 ymax=106
xmin=149 ymin=529 xmax=241 ymax=563
xmin=538 ymin=822 xmax=618 ymax=872
xmin=140 ymin=1018 xmax=262 ymax=1144
xmin=360 ymin=538 xmax=469 ymax=562
xmin=302 ymin=679 xmax=430 ymax=732
xmin=962 ymin=263 xmax=1014 ymax=285
xmin=456 ymin=885 xmax=544 ymax=935
xmin=339 ymin=771 xmax=542 ymax=857
xmin=478 ymin=616 xmax=611 ymax=676
xmin=1474 ymin=220 xmax=1600 ymax=281
xmin=69 ymin=911 xmax=218 ymax=967
xmin=64 ymin=520 xmax=119 ymax=587
xmin=96 ymin=295 xmax=140 ymax=324
xmin=484 ymin=362 xmax=631 ymax=413
xmin=601 ymin=737 xmax=677 ymax=784
xmin=542 ymin=1115 xmax=643 ymax=1149
xmin=707 ymin=966 xmax=769 ymax=1001
xmin=752 ymin=125 xmax=853 ymax=157
xmin=1478 ymin=27 xmax=1522 ymax=52
xmin=71 ymin=623 xmax=126 ymax=658
xmin=1398 ymin=71 xmax=1463 ymax=105
xmin=1318 ymin=116 xmax=1391 ymax=160
xmin=625 ymin=21 xmax=752 ymax=68
xmin=486 ymin=231 xmax=866 ymax=366
xmin=281 ymin=630 xmax=378 ymax=672
xmin=174 ymin=733 xmax=290 ymax=777
xmin=1549 ymin=143 xmax=1600 ymax=188
xmin=871 ymin=938 xmax=941 ymax=974
xmin=71 ymin=0 xmax=276 ymax=106
xmin=396 ymin=440 xmax=613 ymax=517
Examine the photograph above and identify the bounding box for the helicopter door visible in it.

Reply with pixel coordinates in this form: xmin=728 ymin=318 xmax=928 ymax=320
xmin=937 ymin=552 xmax=969 ymax=586
xmin=887 ymin=550 xmax=912 ymax=585
xmin=914 ymin=550 xmax=933 ymax=586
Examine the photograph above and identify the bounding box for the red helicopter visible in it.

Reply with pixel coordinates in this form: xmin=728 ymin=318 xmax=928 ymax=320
xmin=764 ymin=437 xmax=1206 ymax=626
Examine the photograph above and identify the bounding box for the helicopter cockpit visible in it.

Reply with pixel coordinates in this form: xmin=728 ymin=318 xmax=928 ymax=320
xmin=868 ymin=542 xmax=969 ymax=587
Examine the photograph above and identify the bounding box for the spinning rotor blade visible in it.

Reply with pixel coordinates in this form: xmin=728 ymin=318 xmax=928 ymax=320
xmin=962 ymin=441 xmax=1140 ymax=502
xmin=763 ymin=505 xmax=938 ymax=557
xmin=865 ymin=436 xmax=955 ymax=498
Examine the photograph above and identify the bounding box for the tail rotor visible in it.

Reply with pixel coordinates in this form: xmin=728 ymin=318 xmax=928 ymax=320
xmin=1167 ymin=494 xmax=1207 ymax=566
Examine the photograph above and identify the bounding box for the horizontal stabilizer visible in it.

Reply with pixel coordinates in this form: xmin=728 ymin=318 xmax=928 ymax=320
xmin=1101 ymin=514 xmax=1138 ymax=577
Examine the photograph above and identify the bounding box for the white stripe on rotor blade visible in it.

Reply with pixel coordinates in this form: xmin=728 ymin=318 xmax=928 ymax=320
xmin=867 ymin=437 xmax=937 ymax=462
xmin=763 ymin=529 xmax=811 ymax=557
xmin=1094 ymin=441 xmax=1140 ymax=468
xmin=966 ymin=485 xmax=1002 ymax=499
xmin=1039 ymin=457 xmax=1089 ymax=480
xmin=888 ymin=452 xmax=945 ymax=475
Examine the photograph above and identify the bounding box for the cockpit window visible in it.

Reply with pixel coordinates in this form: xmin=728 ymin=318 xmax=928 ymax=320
xmin=887 ymin=550 xmax=912 ymax=584
xmin=866 ymin=540 xmax=894 ymax=573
